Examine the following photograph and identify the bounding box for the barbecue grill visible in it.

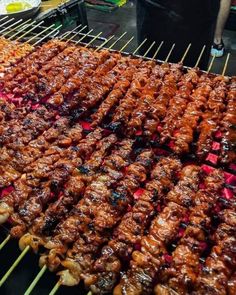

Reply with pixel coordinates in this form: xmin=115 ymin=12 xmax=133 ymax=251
xmin=0 ymin=16 xmax=235 ymax=295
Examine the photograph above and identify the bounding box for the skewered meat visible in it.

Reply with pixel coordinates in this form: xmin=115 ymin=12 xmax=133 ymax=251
xmin=86 ymin=157 xmax=182 ymax=294
xmin=0 ymin=38 xmax=235 ymax=295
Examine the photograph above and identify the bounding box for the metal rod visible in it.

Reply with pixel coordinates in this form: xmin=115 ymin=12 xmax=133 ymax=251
xmin=27 ymin=24 xmax=55 ymax=43
xmin=222 ymin=53 xmax=230 ymax=76
xmin=152 ymin=41 xmax=164 ymax=60
xmin=120 ymin=36 xmax=135 ymax=52
xmin=207 ymin=54 xmax=216 ymax=73
xmin=143 ymin=41 xmax=156 ymax=57
xmin=133 ymin=38 xmax=147 ymax=55
xmin=165 ymin=43 xmax=175 ymax=62
xmin=0 ymin=245 xmax=30 ymax=287
xmin=194 ymin=45 xmax=206 ymax=68
xmin=0 ymin=19 xmax=23 ymax=34
xmin=85 ymin=32 xmax=103 ymax=48
xmin=95 ymin=35 xmax=115 ymax=52
xmin=108 ymin=32 xmax=127 ymax=50
xmin=0 ymin=16 xmax=9 ymax=23
xmin=180 ymin=43 xmax=191 ymax=63
xmin=24 ymin=265 xmax=47 ymax=295
xmin=75 ymin=28 xmax=94 ymax=44
xmin=0 ymin=234 xmax=10 ymax=251
xmin=33 ymin=25 xmax=63 ymax=46
xmin=15 ymin=21 xmax=44 ymax=41
xmin=49 ymin=281 xmax=61 ymax=295
xmin=59 ymin=24 xmax=82 ymax=40
xmin=65 ymin=25 xmax=87 ymax=43
xmin=9 ymin=21 xmax=37 ymax=40
xmin=2 ymin=19 xmax=32 ymax=37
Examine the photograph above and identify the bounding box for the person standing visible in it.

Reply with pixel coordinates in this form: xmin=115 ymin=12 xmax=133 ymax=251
xmin=211 ymin=0 xmax=232 ymax=57
xmin=136 ymin=0 xmax=220 ymax=70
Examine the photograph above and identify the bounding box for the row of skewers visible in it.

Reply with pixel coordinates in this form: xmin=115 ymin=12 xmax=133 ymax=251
xmin=0 ymin=37 xmax=235 ymax=168
xmin=0 ymin=16 xmax=64 ymax=75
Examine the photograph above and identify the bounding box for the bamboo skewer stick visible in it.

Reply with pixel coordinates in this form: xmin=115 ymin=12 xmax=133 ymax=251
xmin=95 ymin=35 xmax=115 ymax=52
xmin=133 ymin=38 xmax=147 ymax=55
xmin=180 ymin=43 xmax=192 ymax=63
xmin=207 ymin=54 xmax=216 ymax=73
xmin=2 ymin=19 xmax=32 ymax=37
xmin=0 ymin=18 xmax=15 ymax=28
xmin=65 ymin=25 xmax=87 ymax=43
xmin=49 ymin=281 xmax=61 ymax=295
xmin=222 ymin=53 xmax=230 ymax=76
xmin=0 ymin=245 xmax=30 ymax=287
xmin=85 ymin=32 xmax=103 ymax=48
xmin=152 ymin=41 xmax=164 ymax=60
xmin=15 ymin=21 xmax=44 ymax=42
xmin=59 ymin=24 xmax=82 ymax=40
xmin=33 ymin=25 xmax=63 ymax=46
xmin=75 ymin=29 xmax=94 ymax=44
xmin=119 ymin=36 xmax=135 ymax=52
xmin=8 ymin=21 xmax=37 ymax=40
xmin=165 ymin=43 xmax=175 ymax=63
xmin=0 ymin=16 xmax=9 ymax=23
xmin=26 ymin=24 xmax=55 ymax=43
xmin=0 ymin=19 xmax=23 ymax=34
xmin=0 ymin=234 xmax=10 ymax=251
xmin=23 ymin=265 xmax=47 ymax=295
xmin=108 ymin=32 xmax=127 ymax=50
xmin=143 ymin=41 xmax=156 ymax=57
xmin=194 ymin=45 xmax=206 ymax=68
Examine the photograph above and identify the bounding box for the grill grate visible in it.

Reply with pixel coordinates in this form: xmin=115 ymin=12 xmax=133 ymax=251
xmin=0 ymin=16 xmax=235 ymax=295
